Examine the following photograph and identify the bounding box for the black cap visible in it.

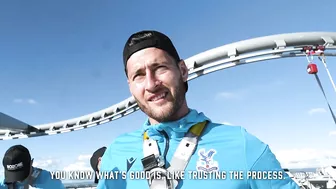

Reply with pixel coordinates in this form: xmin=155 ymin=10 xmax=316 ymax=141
xmin=122 ymin=30 xmax=188 ymax=91
xmin=90 ymin=147 xmax=106 ymax=183
xmin=123 ymin=30 xmax=180 ymax=71
xmin=2 ymin=145 xmax=32 ymax=183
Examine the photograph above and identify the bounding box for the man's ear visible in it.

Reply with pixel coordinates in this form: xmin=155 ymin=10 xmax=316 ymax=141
xmin=178 ymin=60 xmax=188 ymax=82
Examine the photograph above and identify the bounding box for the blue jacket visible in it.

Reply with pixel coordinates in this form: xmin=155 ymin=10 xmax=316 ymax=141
xmin=97 ymin=109 xmax=300 ymax=189
xmin=0 ymin=167 xmax=65 ymax=189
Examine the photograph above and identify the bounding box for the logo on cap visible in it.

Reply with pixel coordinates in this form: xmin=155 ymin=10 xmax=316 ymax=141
xmin=128 ymin=32 xmax=153 ymax=46
xmin=7 ymin=162 xmax=24 ymax=170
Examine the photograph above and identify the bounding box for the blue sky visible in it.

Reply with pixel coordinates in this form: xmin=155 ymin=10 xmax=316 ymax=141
xmin=1 ymin=0 xmax=336 ymax=181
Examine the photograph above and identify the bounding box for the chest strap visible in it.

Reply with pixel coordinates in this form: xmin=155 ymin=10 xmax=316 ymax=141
xmin=142 ymin=121 xmax=207 ymax=189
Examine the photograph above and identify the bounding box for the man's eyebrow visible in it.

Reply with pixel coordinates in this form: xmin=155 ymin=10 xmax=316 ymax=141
xmin=151 ymin=61 xmax=171 ymax=67
xmin=149 ymin=62 xmax=164 ymax=68
xmin=132 ymin=68 xmax=144 ymax=76
xmin=130 ymin=61 xmax=170 ymax=77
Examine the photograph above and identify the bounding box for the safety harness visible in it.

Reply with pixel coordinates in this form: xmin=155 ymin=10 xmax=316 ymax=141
xmin=141 ymin=121 xmax=208 ymax=189
xmin=6 ymin=168 xmax=41 ymax=189
xmin=304 ymin=45 xmax=336 ymax=124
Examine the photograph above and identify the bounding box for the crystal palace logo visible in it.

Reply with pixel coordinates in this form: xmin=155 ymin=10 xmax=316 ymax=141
xmin=196 ymin=148 xmax=219 ymax=172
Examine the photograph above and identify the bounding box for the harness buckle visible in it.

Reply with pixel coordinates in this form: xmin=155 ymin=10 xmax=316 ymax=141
xmin=142 ymin=154 xmax=160 ymax=172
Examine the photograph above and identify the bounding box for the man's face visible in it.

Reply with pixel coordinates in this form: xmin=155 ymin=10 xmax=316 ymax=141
xmin=126 ymin=47 xmax=188 ymax=123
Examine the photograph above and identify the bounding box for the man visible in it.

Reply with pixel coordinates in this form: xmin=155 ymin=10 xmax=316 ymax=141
xmin=97 ymin=30 xmax=300 ymax=189
xmin=90 ymin=147 xmax=106 ymax=184
xmin=0 ymin=144 xmax=65 ymax=189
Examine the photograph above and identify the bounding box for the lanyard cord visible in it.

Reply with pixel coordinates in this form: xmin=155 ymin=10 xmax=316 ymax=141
xmin=318 ymin=53 xmax=336 ymax=94
xmin=158 ymin=130 xmax=169 ymax=167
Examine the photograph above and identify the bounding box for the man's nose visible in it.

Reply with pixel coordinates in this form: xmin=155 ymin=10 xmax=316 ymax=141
xmin=145 ymin=72 xmax=161 ymax=91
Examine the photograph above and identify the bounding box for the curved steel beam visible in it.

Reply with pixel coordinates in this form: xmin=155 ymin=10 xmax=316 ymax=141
xmin=1 ymin=32 xmax=336 ymax=140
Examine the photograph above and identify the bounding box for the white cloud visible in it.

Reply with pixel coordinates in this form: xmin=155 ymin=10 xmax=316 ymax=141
xmin=27 ymin=99 xmax=37 ymax=104
xmin=33 ymin=158 xmax=62 ymax=171
xmin=308 ymin=108 xmax=327 ymax=115
xmin=13 ymin=98 xmax=38 ymax=105
xmin=63 ymin=161 xmax=91 ymax=172
xmin=274 ymin=148 xmax=336 ymax=169
xmin=216 ymin=92 xmax=237 ymax=99
xmin=329 ymin=130 xmax=336 ymax=136
xmin=63 ymin=154 xmax=91 ymax=172
xmin=78 ymin=154 xmax=91 ymax=161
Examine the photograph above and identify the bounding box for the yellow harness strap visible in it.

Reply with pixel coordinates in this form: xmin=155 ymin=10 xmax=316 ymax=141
xmin=143 ymin=121 xmax=207 ymax=140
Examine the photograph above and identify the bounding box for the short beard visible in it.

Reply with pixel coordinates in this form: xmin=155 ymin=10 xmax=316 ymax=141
xmin=135 ymin=78 xmax=186 ymax=124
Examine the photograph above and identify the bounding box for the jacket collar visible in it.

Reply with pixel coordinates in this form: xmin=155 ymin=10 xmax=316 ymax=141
xmin=142 ymin=109 xmax=211 ymax=141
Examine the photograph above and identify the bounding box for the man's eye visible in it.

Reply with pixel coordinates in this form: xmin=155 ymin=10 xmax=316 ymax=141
xmin=133 ymin=74 xmax=144 ymax=81
xmin=156 ymin=66 xmax=166 ymax=70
